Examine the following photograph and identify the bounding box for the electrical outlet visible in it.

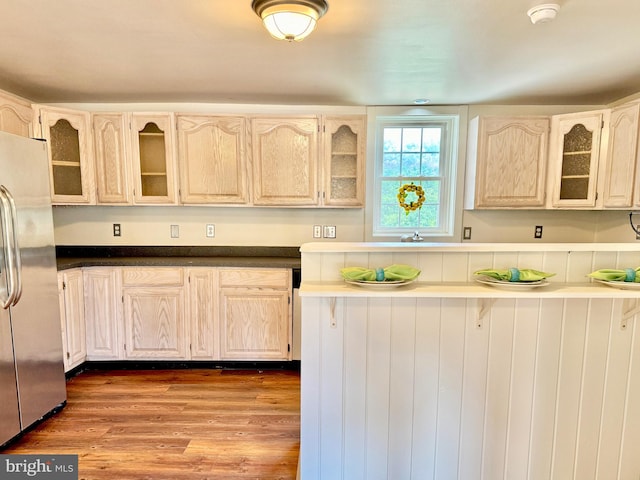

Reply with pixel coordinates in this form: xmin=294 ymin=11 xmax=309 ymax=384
xmin=534 ymin=225 xmax=543 ymax=239
xmin=113 ymin=223 xmax=121 ymax=237
xmin=463 ymin=226 xmax=472 ymax=240
xmin=323 ymin=225 xmax=336 ymax=238
xmin=206 ymin=224 xmax=215 ymax=238
xmin=313 ymin=225 xmax=322 ymax=238
xmin=170 ymin=224 xmax=179 ymax=238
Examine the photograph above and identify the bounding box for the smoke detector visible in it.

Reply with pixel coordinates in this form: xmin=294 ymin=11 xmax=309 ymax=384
xmin=527 ymin=3 xmax=560 ymax=24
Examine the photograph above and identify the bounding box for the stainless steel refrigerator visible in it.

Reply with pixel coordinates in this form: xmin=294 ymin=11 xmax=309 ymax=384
xmin=0 ymin=131 xmax=66 ymax=447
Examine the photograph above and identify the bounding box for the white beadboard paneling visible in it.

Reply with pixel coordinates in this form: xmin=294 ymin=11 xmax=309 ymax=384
xmin=528 ymin=299 xmax=564 ymax=480
xmin=387 ymin=298 xmax=417 ymax=478
xmin=551 ymin=299 xmax=590 ymax=480
xmin=343 ymin=298 xmax=368 ymax=480
xmin=492 ymin=252 xmax=520 ymax=270
xmin=300 ymin=298 xmax=322 ymax=480
xmin=566 ymin=252 xmax=596 ymax=282
xmin=442 ymin=253 xmax=470 ymax=282
xmin=434 ymin=298 xmax=466 ymax=479
xmin=542 ymin=252 xmax=569 ymax=283
xmin=504 ymin=299 xmax=540 ymax=480
xmin=410 ymin=298 xmax=442 ymax=479
xmin=320 ymin=253 xmax=347 ymax=281
xmin=459 ymin=299 xmax=490 ymax=480
xmin=516 ymin=251 xmax=546 ymax=271
xmin=573 ymin=299 xmax=612 ymax=480
xmin=619 ymin=311 xmax=640 ymax=480
xmin=615 ymin=251 xmax=640 ymax=269
xmin=417 ymin=253 xmax=444 ymax=282
xmin=482 ymin=299 xmax=516 ymax=480
xmin=592 ymin=251 xmax=619 ymax=271
xmin=365 ymin=298 xmax=392 ymax=479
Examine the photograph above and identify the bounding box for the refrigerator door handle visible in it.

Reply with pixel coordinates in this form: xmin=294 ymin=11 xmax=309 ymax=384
xmin=1 ymin=186 xmax=22 ymax=305
xmin=0 ymin=186 xmax=16 ymax=308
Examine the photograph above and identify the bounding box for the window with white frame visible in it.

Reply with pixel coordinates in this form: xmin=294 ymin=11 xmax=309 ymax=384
xmin=373 ymin=115 xmax=459 ymax=237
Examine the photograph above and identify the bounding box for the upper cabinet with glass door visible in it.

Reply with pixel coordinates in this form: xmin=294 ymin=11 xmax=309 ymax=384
xmin=321 ymin=116 xmax=366 ymax=207
xmin=37 ymin=106 xmax=95 ymax=204
xmin=129 ymin=113 xmax=178 ymax=204
xmin=0 ymin=90 xmax=34 ymax=138
xmin=548 ymin=110 xmax=607 ymax=208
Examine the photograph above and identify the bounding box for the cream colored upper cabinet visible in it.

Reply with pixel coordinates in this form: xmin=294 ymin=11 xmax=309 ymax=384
xmin=0 ymin=90 xmax=34 ymax=137
xmin=465 ymin=116 xmax=550 ymax=209
xmin=38 ymin=106 xmax=95 ymax=204
xmin=251 ymin=116 xmax=318 ymax=205
xmin=218 ymin=268 xmax=291 ymax=360
xmin=601 ymin=102 xmax=640 ymax=208
xmin=321 ymin=116 xmax=366 ymax=207
xmin=129 ymin=113 xmax=178 ymax=204
xmin=92 ymin=113 xmax=132 ymax=204
xmin=548 ymin=110 xmax=607 ymax=208
xmin=177 ymin=115 xmax=248 ymax=204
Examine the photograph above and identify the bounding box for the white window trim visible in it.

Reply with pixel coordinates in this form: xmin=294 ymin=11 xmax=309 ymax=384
xmin=364 ymin=105 xmax=469 ymax=242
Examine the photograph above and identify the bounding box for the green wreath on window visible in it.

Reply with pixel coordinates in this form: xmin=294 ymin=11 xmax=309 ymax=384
xmin=397 ymin=183 xmax=425 ymax=216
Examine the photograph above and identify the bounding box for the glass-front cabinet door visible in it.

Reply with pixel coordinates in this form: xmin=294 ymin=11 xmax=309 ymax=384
xmin=38 ymin=106 xmax=95 ymax=204
xmin=321 ymin=116 xmax=365 ymax=207
xmin=550 ymin=111 xmax=605 ymax=208
xmin=129 ymin=113 xmax=177 ymax=204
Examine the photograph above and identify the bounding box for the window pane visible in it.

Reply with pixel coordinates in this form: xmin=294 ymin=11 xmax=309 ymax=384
xmin=401 ymin=153 xmax=421 ymax=176
xmin=422 ymin=128 xmax=441 ymax=152
xmin=423 ymin=181 xmax=440 ymax=203
xmin=381 ymin=180 xmax=401 ymax=204
xmin=399 ymin=209 xmax=420 ymax=228
xmin=419 ymin=205 xmax=439 ymax=228
xmin=383 ymin=128 xmax=402 ymax=152
xmin=421 ymin=152 xmax=440 ymax=176
xmin=402 ymin=128 xmax=423 ymax=152
xmin=382 ymin=153 xmax=401 ymax=176
xmin=380 ymin=203 xmax=400 ymax=227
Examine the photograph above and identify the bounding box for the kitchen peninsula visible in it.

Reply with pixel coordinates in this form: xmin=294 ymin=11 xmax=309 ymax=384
xmin=299 ymin=242 xmax=640 ymax=480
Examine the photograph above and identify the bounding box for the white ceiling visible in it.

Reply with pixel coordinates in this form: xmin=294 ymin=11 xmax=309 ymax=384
xmin=1 ymin=0 xmax=639 ymax=106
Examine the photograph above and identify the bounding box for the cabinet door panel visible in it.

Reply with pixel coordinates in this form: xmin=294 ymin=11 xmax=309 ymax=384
xmin=122 ymin=267 xmax=183 ymax=286
xmin=603 ymin=103 xmax=639 ymax=208
xmin=93 ymin=113 xmax=131 ymax=204
xmin=220 ymin=288 xmax=290 ymax=360
xmin=123 ymin=287 xmax=186 ymax=359
xmin=38 ymin=106 xmax=95 ymax=204
xmin=178 ymin=115 xmax=247 ymax=204
xmin=59 ymin=270 xmax=86 ymax=371
xmin=0 ymin=91 xmax=33 ymax=137
xmin=84 ymin=268 xmax=122 ymax=359
xmin=322 ymin=116 xmax=366 ymax=206
xmin=550 ymin=111 xmax=604 ymax=208
xmin=252 ymin=117 xmax=318 ymax=205
xmin=188 ymin=268 xmax=218 ymax=359
xmin=130 ymin=113 xmax=178 ymax=204
xmin=473 ymin=116 xmax=549 ymax=208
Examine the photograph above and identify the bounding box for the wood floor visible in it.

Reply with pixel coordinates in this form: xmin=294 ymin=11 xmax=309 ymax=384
xmin=2 ymin=368 xmax=300 ymax=480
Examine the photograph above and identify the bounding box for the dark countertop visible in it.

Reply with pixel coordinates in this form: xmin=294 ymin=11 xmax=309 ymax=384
xmin=56 ymin=246 xmax=301 ymax=271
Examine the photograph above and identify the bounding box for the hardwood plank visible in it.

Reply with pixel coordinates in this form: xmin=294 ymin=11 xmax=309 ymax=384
xmin=1 ymin=368 xmax=300 ymax=479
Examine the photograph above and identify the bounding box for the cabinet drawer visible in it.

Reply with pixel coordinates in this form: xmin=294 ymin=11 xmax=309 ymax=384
xmin=122 ymin=267 xmax=184 ymax=286
xmin=219 ymin=268 xmax=290 ymax=289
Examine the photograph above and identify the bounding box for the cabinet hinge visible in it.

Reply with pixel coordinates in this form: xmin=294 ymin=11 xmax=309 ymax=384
xmin=122 ymin=295 xmax=124 ymax=303
xmin=596 ymin=191 xmax=598 ymax=200
xmin=602 ymin=120 xmax=605 ymax=129
xmin=123 ymin=344 xmax=126 ymax=351
xmin=66 ymin=352 xmax=70 ymax=359
xmin=38 ymin=114 xmax=42 ymax=125
xmin=62 ymin=281 xmax=66 ymax=290
xmin=288 ymin=343 xmax=291 ymax=352
xmin=288 ymin=295 xmax=291 ymax=305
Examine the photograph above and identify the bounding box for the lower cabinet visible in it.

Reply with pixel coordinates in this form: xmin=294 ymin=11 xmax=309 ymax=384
xmin=219 ymin=268 xmax=292 ymax=360
xmin=83 ymin=268 xmax=122 ymax=360
xmin=58 ymin=269 xmax=86 ymax=372
xmin=122 ymin=268 xmax=188 ymax=359
xmin=60 ymin=265 xmax=293 ymax=364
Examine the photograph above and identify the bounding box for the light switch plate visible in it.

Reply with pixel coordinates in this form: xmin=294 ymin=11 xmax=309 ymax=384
xmin=323 ymin=225 xmax=336 ymax=238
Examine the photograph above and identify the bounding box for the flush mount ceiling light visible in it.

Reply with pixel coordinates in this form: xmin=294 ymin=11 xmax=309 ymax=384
xmin=252 ymin=0 xmax=329 ymax=42
xmin=527 ymin=3 xmax=560 ymax=24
